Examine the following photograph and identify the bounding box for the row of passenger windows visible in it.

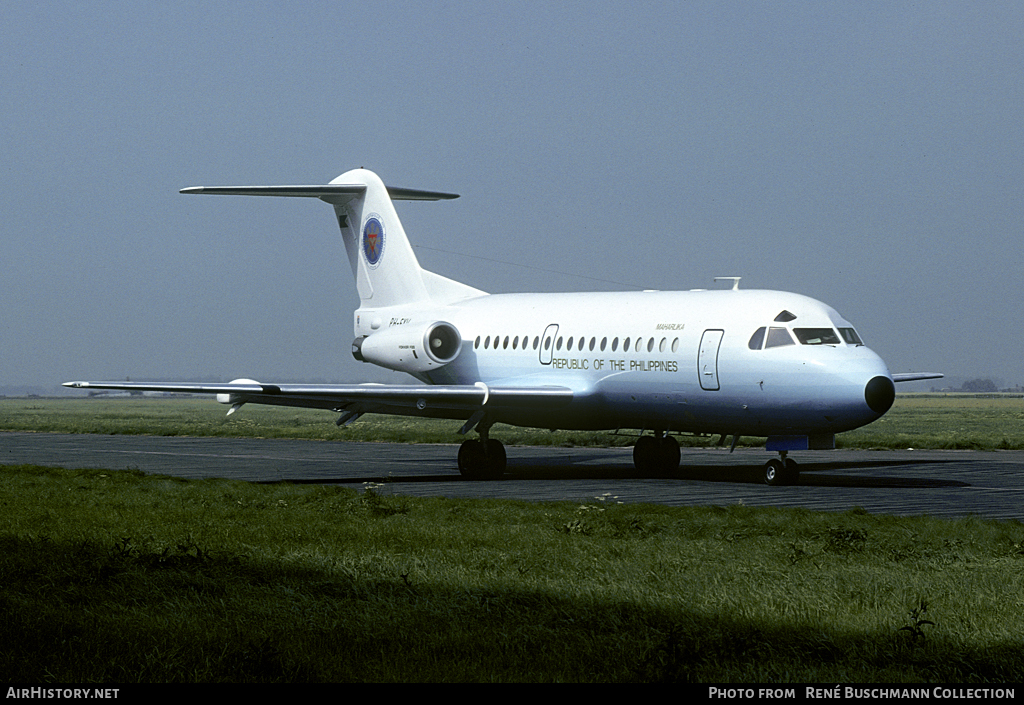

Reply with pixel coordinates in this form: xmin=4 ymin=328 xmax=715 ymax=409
xmin=748 ymin=326 xmax=863 ymax=350
xmin=473 ymin=326 xmax=864 ymax=354
xmin=474 ymin=334 xmax=682 ymax=354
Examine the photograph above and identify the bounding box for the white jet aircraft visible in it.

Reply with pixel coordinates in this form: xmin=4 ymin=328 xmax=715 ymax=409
xmin=66 ymin=168 xmax=941 ymax=485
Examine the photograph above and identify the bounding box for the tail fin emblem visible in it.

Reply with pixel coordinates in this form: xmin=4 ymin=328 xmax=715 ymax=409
xmin=362 ymin=216 xmax=385 ymax=267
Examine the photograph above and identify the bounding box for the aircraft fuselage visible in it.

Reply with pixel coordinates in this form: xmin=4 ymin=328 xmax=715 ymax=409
xmin=353 ymin=287 xmax=893 ymax=439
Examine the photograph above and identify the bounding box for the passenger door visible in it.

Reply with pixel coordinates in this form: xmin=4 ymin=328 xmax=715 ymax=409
xmin=539 ymin=324 xmax=559 ymax=365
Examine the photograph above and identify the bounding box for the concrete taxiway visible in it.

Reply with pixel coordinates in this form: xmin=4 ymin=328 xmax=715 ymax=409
xmin=3 ymin=432 xmax=1023 ymax=520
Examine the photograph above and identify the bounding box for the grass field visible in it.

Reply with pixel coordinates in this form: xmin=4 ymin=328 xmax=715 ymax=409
xmin=1 ymin=464 xmax=1022 ymax=682
xmin=2 ymin=394 xmax=1023 ymax=682
xmin=3 ymin=393 xmax=1023 ymax=450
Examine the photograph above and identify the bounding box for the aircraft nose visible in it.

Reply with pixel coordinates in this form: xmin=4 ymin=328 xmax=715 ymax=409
xmin=865 ymin=376 xmax=895 ymax=415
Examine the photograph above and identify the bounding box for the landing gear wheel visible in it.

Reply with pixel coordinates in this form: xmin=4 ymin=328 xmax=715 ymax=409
xmin=764 ymin=458 xmax=799 ymax=486
xmin=784 ymin=457 xmax=800 ymax=485
xmin=484 ymin=438 xmax=507 ymax=478
xmin=458 ymin=438 xmax=506 ymax=480
xmin=633 ymin=435 xmax=681 ymax=475
xmin=764 ymin=459 xmax=786 ymax=486
xmin=458 ymin=439 xmax=485 ymax=478
xmin=658 ymin=435 xmax=681 ymax=476
xmin=633 ymin=436 xmax=658 ymax=474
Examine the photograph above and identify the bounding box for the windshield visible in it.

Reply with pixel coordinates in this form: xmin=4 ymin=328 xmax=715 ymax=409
xmin=748 ymin=327 xmax=766 ymax=350
xmin=765 ymin=327 xmax=795 ymax=348
xmin=839 ymin=327 xmax=863 ymax=345
xmin=793 ymin=328 xmax=841 ymax=345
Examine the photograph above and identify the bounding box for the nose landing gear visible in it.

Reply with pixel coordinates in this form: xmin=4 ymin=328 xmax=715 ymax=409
xmin=764 ymin=452 xmax=799 ymax=486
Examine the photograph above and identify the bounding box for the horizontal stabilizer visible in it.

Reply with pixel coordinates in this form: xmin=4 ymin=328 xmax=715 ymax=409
xmin=180 ymin=184 xmax=458 ymax=205
xmin=180 ymin=168 xmax=474 ymax=308
xmin=892 ymin=373 xmax=944 ymax=383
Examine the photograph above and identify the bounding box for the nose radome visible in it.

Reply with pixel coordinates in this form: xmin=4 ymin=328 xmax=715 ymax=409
xmin=865 ymin=376 xmax=896 ymax=415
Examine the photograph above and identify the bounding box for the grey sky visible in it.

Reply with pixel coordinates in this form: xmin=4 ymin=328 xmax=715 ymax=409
xmin=3 ymin=1 xmax=1021 ymax=391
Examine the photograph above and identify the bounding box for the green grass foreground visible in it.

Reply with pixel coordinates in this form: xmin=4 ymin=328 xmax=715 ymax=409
xmin=3 ymin=393 xmax=1024 ymax=449
xmin=2 ymin=464 xmax=1023 ymax=682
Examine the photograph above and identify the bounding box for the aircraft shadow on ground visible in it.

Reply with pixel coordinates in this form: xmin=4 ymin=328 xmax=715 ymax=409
xmin=508 ymin=461 xmax=970 ymax=489
xmin=273 ymin=457 xmax=969 ymax=489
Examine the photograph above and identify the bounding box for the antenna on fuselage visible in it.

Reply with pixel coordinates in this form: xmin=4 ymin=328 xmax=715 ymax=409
xmin=714 ymin=277 xmax=742 ymax=290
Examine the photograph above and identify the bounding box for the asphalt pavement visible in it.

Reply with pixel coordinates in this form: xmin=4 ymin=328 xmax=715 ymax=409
xmin=3 ymin=432 xmax=1023 ymax=520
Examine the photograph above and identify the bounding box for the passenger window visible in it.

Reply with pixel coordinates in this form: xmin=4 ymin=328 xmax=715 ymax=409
xmin=621 ymin=337 xmax=628 ymax=352
xmin=589 ymin=337 xmax=596 ymax=351
xmin=794 ymin=328 xmax=841 ymax=345
xmin=566 ymin=336 xmax=573 ymax=350
xmin=748 ymin=327 xmax=766 ymax=350
xmin=659 ymin=337 xmax=666 ymax=353
xmin=475 ymin=336 xmax=481 ymax=349
xmin=512 ymin=336 xmax=519 ymax=350
xmin=578 ymin=337 xmax=585 ymax=351
xmin=484 ymin=336 xmax=491 ymax=349
xmin=635 ymin=338 xmax=643 ymax=353
xmin=503 ymin=336 xmax=510 ymax=349
xmin=648 ymin=338 xmax=655 ymax=353
xmin=671 ymin=337 xmax=679 ymax=353
xmin=612 ymin=337 xmax=619 ymax=352
xmin=600 ymin=337 xmax=607 ymax=352
xmin=765 ymin=327 xmax=795 ymax=348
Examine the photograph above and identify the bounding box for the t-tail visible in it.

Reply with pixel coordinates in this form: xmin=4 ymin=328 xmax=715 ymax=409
xmin=180 ymin=168 xmax=485 ymax=309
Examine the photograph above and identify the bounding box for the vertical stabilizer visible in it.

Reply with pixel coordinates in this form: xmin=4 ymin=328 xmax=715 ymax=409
xmin=330 ymin=169 xmax=432 ymax=308
xmin=180 ymin=168 xmax=485 ymax=309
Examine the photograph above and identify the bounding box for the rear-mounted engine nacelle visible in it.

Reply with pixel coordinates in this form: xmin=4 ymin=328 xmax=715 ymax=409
xmin=352 ymin=321 xmax=462 ymax=373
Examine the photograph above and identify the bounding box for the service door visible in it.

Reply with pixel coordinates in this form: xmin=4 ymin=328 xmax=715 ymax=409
xmin=698 ymin=329 xmax=724 ymax=391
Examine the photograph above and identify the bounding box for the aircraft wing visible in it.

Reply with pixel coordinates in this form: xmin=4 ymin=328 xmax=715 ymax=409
xmin=62 ymin=380 xmax=573 ymax=421
xmin=892 ymin=373 xmax=944 ymax=383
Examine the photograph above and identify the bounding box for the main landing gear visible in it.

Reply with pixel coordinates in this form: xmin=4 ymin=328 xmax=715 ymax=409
xmin=455 ymin=423 xmax=800 ymax=485
xmin=632 ymin=433 xmax=681 ymax=475
xmin=457 ymin=438 xmax=506 ymax=479
xmin=764 ymin=452 xmax=800 ymax=486
xmin=457 ymin=421 xmax=507 ymax=480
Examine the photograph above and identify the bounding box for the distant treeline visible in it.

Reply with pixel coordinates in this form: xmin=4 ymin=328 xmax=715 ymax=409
xmin=936 ymin=378 xmax=1023 ymax=393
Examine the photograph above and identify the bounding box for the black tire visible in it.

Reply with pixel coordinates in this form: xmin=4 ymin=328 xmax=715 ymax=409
xmin=458 ymin=438 xmax=506 ymax=479
xmin=783 ymin=457 xmax=800 ymax=485
xmin=458 ymin=439 xmax=486 ymax=479
xmin=633 ymin=435 xmax=680 ymax=475
xmin=483 ymin=438 xmax=507 ymax=479
xmin=633 ymin=435 xmax=659 ymax=473
xmin=657 ymin=435 xmax=681 ymax=476
xmin=764 ymin=459 xmax=787 ymax=486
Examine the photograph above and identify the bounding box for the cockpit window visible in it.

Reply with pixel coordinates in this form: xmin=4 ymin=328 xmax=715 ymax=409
xmin=794 ymin=328 xmax=841 ymax=345
xmin=748 ymin=327 xmax=766 ymax=350
xmin=765 ymin=327 xmax=795 ymax=348
xmin=774 ymin=310 xmax=797 ymax=322
xmin=839 ymin=327 xmax=863 ymax=345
